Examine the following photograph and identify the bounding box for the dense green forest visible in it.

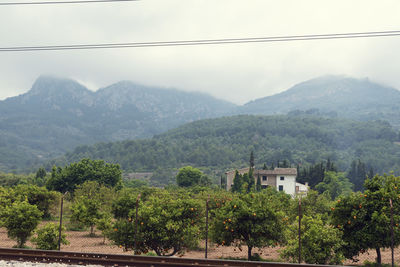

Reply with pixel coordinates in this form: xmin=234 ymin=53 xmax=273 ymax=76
xmin=1 ymin=158 xmax=400 ymax=265
xmin=50 ymin=114 xmax=400 ymax=182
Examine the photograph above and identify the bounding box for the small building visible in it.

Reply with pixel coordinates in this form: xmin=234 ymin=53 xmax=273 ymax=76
xmin=225 ymin=167 xmax=308 ymax=196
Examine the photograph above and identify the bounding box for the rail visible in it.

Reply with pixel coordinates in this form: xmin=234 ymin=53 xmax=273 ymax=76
xmin=0 ymin=248 xmax=340 ymax=267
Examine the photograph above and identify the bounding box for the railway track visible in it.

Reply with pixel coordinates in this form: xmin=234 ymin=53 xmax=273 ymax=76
xmin=0 ymin=248 xmax=335 ymax=267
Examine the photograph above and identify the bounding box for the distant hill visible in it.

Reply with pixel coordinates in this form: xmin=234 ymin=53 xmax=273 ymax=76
xmin=2 ymin=74 xmax=400 ymax=173
xmin=0 ymin=76 xmax=236 ymax=172
xmin=55 ymin=114 xmax=400 ymax=185
xmin=241 ymin=75 xmax=400 ymax=128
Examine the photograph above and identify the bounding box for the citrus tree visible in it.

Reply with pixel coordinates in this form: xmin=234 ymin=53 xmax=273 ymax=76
xmin=2 ymin=200 xmax=43 ymax=247
xmin=210 ymin=191 xmax=285 ymax=260
xmin=331 ymin=174 xmax=400 ymax=264
xmin=70 ymin=196 xmax=103 ymax=236
xmin=31 ymin=223 xmax=69 ymax=250
xmin=137 ymin=192 xmax=204 ymax=256
xmin=281 ymin=214 xmax=344 ymax=264
xmin=12 ymin=184 xmax=60 ymax=219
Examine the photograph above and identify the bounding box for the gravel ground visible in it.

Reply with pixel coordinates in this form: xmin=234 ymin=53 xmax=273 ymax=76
xmin=0 ymin=260 xmax=102 ymax=267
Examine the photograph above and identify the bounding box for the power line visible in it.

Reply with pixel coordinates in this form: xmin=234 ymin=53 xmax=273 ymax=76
xmin=0 ymin=0 xmax=139 ymax=5
xmin=1 ymin=30 xmax=400 ymax=52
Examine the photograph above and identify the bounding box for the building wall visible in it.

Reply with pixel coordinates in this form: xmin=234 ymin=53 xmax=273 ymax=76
xmin=258 ymin=174 xmax=276 ymax=188
xmin=226 ymin=168 xmax=302 ymax=197
xmin=276 ymin=175 xmax=297 ymax=196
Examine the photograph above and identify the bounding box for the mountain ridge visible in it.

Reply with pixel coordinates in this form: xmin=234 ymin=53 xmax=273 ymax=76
xmin=0 ymin=76 xmax=236 ymax=172
xmin=241 ymin=75 xmax=400 ymax=128
xmin=1 ymin=74 xmax=400 ymax=173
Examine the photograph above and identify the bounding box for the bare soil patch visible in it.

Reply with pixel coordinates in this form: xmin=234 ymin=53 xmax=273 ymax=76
xmin=0 ymin=227 xmax=398 ymax=265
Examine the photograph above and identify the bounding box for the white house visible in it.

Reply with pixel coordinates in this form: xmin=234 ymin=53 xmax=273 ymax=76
xmin=225 ymin=167 xmax=308 ymax=196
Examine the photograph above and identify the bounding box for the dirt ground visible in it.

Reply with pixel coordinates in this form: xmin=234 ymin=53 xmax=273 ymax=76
xmin=0 ymin=226 xmax=398 ymax=265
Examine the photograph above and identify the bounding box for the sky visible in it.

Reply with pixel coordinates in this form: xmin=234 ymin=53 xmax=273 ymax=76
xmin=1 ymin=0 xmax=400 ymax=105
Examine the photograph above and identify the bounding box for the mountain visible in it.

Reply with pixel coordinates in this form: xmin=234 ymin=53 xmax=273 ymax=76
xmin=241 ymin=75 xmax=400 ymax=128
xmin=55 ymin=114 xmax=400 ymax=186
xmin=0 ymin=76 xmax=236 ymax=172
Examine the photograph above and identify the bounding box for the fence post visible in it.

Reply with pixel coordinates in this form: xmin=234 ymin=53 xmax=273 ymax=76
xmin=134 ymin=194 xmax=141 ymax=254
xmin=390 ymin=198 xmax=394 ymax=267
xmin=205 ymin=195 xmax=210 ymax=258
xmin=298 ymin=197 xmax=302 ymax=264
xmin=58 ymin=192 xmax=67 ymax=251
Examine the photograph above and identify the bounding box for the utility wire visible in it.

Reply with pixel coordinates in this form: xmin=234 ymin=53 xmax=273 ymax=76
xmin=0 ymin=0 xmax=139 ymax=5
xmin=1 ymin=30 xmax=400 ymax=52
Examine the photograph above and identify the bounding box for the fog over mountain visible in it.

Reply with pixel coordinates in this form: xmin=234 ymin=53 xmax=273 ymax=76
xmin=241 ymin=75 xmax=400 ymax=128
xmin=0 ymin=76 xmax=236 ymax=171
xmin=1 ymin=74 xmax=400 ymax=172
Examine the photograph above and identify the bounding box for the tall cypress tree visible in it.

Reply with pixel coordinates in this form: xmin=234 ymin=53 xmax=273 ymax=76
xmin=249 ymin=151 xmax=255 ymax=168
xmin=256 ymin=174 xmax=262 ymax=191
xmin=232 ymin=170 xmax=243 ymax=193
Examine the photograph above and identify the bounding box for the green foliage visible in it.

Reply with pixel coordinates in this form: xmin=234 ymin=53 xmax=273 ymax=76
xmin=112 ymin=193 xmax=138 ymax=220
xmin=210 ymin=192 xmax=285 ymax=260
xmin=1 ymin=200 xmax=43 ymax=248
xmin=0 ymin=172 xmax=34 ymax=187
xmin=292 ymin=190 xmax=332 ymax=222
xmin=34 ymin=167 xmax=48 ymax=186
xmin=107 ymin=219 xmax=135 ymax=251
xmin=315 ymin=171 xmax=353 ymax=200
xmin=46 ymin=158 xmax=122 ymax=193
xmin=123 ymin=179 xmax=149 ymax=188
xmin=281 ymin=215 xmax=344 ymax=264
xmin=297 ymin=160 xmax=337 ymax=188
xmin=347 ymin=159 xmax=373 ymax=192
xmin=31 ymin=223 xmax=69 ymax=250
xmin=12 ymin=184 xmax=60 ymax=219
xmin=331 ymin=174 xmax=400 ymax=264
xmin=70 ymin=196 xmax=103 ymax=236
xmin=96 ymin=213 xmax=113 ymax=244
xmin=73 ymin=180 xmax=115 ymax=214
xmin=176 ymin=166 xmax=205 ymax=187
xmin=136 ymin=193 xmax=204 ymax=256
xmin=61 ymin=115 xmax=400 ymax=184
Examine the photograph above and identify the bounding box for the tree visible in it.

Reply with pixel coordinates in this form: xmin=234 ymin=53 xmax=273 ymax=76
xmin=12 ymin=184 xmax=60 ymax=219
xmin=107 ymin=219 xmax=136 ymax=251
xmin=331 ymin=174 xmax=400 ymax=264
xmin=34 ymin=167 xmax=47 ymax=186
xmin=137 ymin=193 xmax=203 ymax=256
xmin=315 ymin=171 xmax=353 ymax=200
xmin=2 ymin=200 xmax=43 ymax=248
xmin=256 ymin=174 xmax=261 ymax=191
xmin=73 ymin=180 xmax=115 ymax=214
xmin=249 ymin=151 xmax=255 ymax=168
xmin=210 ymin=192 xmax=284 ymax=260
xmin=70 ymin=196 xmax=103 ymax=236
xmin=176 ymin=166 xmax=203 ymax=187
xmin=281 ymin=215 xmax=344 ymax=264
xmin=347 ymin=159 xmax=368 ymax=192
xmin=231 ymin=170 xmax=243 ymax=193
xmin=46 ymin=158 xmax=122 ymax=193
xmin=31 ymin=223 xmax=69 ymax=250
xmin=96 ymin=213 xmax=113 ymax=244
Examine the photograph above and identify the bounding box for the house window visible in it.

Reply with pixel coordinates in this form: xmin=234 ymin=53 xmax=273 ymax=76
xmin=262 ymin=176 xmax=267 ymax=181
xmin=279 ymin=185 xmax=284 ymax=191
xmin=280 ymin=176 xmax=285 ymax=181
xmin=262 ymin=185 xmax=268 ymax=189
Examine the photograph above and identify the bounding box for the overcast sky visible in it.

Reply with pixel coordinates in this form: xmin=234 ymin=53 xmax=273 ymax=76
xmin=1 ymin=0 xmax=400 ymax=104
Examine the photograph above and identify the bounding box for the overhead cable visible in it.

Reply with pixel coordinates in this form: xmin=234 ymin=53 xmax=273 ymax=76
xmin=1 ymin=30 xmax=400 ymax=52
xmin=0 ymin=0 xmax=139 ymax=5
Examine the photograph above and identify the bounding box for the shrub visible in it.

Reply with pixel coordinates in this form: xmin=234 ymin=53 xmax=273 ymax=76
xmin=31 ymin=223 xmax=69 ymax=250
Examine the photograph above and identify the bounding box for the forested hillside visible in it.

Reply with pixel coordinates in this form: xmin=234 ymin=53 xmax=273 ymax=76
xmin=241 ymin=75 xmax=400 ymax=128
xmin=0 ymin=76 xmax=236 ymax=172
xmin=54 ymin=114 xmax=400 ymax=179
